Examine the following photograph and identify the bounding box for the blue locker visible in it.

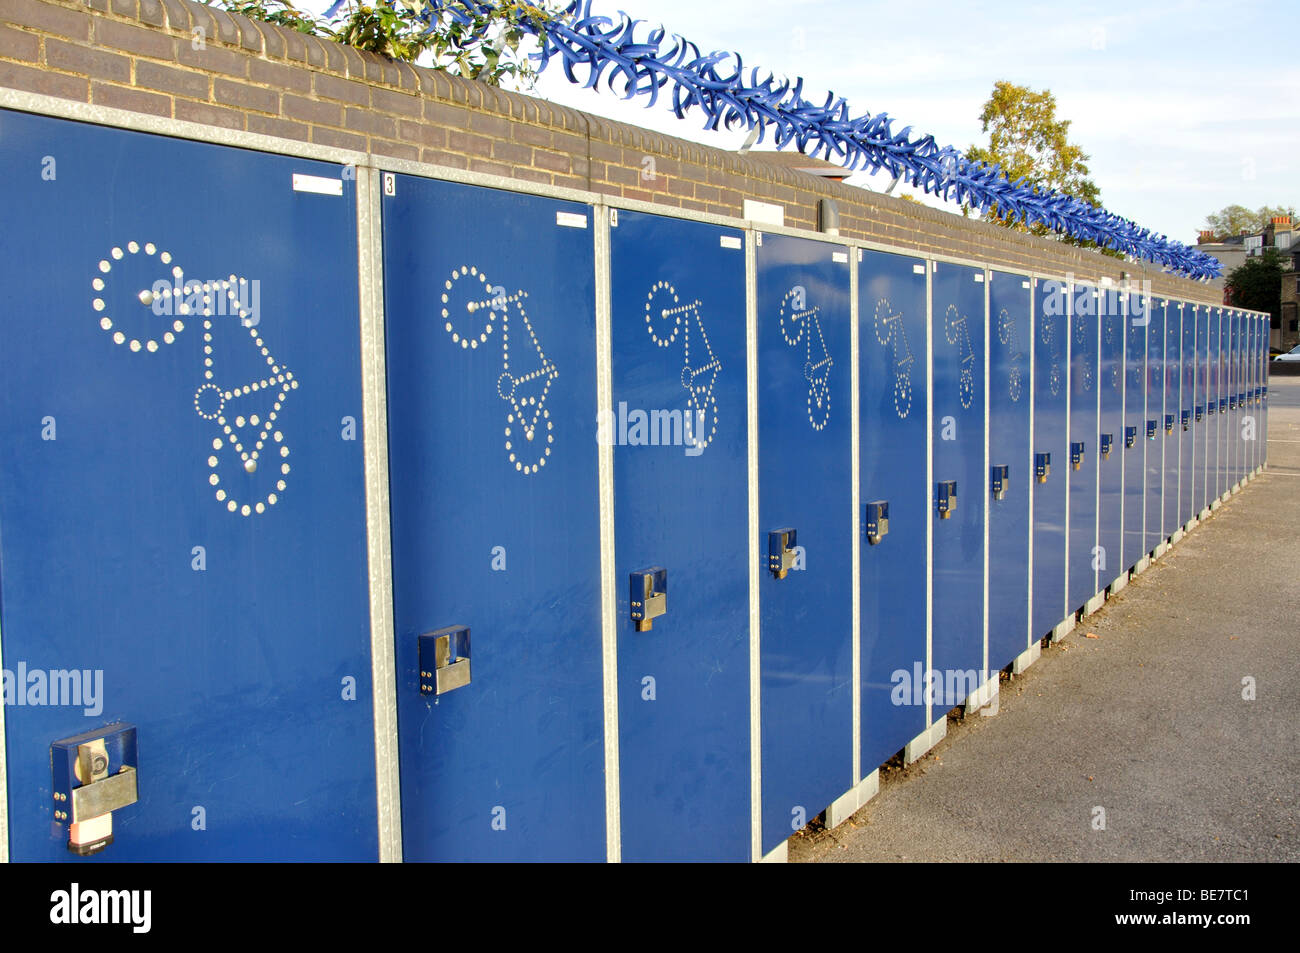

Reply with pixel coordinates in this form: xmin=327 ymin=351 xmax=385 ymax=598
xmin=1097 ymin=291 xmax=1124 ymax=587
xmin=1032 ymin=278 xmax=1068 ymax=638
xmin=1217 ymin=311 xmax=1230 ymax=501
xmin=1144 ymin=299 xmax=1166 ymax=554
xmin=930 ymin=262 xmax=986 ymax=708
xmin=987 ymin=272 xmax=1032 ymax=671
xmin=609 ymin=210 xmax=751 ymax=861
xmin=1122 ymin=292 xmax=1146 ymax=571
xmin=1207 ymin=307 xmax=1222 ymax=508
xmin=1254 ymin=314 xmax=1265 ymax=471
xmin=1233 ymin=312 xmax=1244 ymax=484
xmin=1180 ymin=305 xmax=1197 ymax=527
xmin=1163 ymin=302 xmax=1181 ymax=539
xmin=1195 ymin=306 xmax=1210 ymax=517
xmin=1227 ymin=311 xmax=1238 ymax=489
xmin=382 ymin=176 xmax=605 ymax=861
xmin=1253 ymin=315 xmax=1263 ymax=468
xmin=755 ymin=233 xmax=852 ymax=853
xmin=859 ymin=250 xmax=929 ymax=773
xmin=0 ymin=108 xmax=377 ymax=860
xmin=1068 ymin=283 xmax=1099 ymax=612
xmin=1242 ymin=314 xmax=1253 ymax=473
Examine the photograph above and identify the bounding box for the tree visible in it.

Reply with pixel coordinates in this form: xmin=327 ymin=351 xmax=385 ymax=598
xmin=204 ymin=1 xmax=561 ymax=85
xmin=965 ymin=82 xmax=1119 ymax=256
xmin=1224 ymin=248 xmax=1284 ymax=320
xmin=1201 ymin=204 xmax=1298 ymax=239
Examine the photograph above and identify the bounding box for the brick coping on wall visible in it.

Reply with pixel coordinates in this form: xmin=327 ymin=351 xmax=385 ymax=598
xmin=0 ymin=0 xmax=1220 ymax=303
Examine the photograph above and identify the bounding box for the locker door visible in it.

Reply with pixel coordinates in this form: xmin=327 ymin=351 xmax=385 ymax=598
xmin=1032 ymin=278 xmax=1069 ymax=638
xmin=1180 ymin=304 xmax=1197 ymax=527
xmin=609 ymin=210 xmax=751 ymax=861
xmin=1068 ymin=283 xmax=1099 ymax=612
xmin=1163 ymin=302 xmax=1181 ymax=539
xmin=859 ymin=250 xmax=929 ymax=774
xmin=1098 ymin=290 xmax=1124 ymax=588
xmin=1207 ymin=308 xmax=1222 ymax=507
xmin=1122 ymin=292 xmax=1146 ymax=571
xmin=1195 ymin=306 xmax=1210 ymax=517
xmin=987 ymin=272 xmax=1032 ymax=671
xmin=755 ymin=233 xmax=852 ymax=854
xmin=1144 ymin=299 xmax=1165 ymax=554
xmin=0 ymin=108 xmax=377 ymax=861
xmin=930 ymin=262 xmax=986 ymax=709
xmin=383 ymin=176 xmax=605 ymax=861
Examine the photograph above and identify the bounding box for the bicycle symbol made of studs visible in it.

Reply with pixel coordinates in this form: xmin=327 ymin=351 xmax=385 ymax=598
xmin=92 ymin=241 xmax=295 ymax=518
xmin=779 ymin=285 xmax=833 ymax=431
xmin=441 ymin=265 xmax=558 ymax=476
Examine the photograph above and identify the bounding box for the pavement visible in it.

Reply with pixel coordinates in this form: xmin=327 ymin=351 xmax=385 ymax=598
xmin=792 ymin=375 xmax=1300 ymax=863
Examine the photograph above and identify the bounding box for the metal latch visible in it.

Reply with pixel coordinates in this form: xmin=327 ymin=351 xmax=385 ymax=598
xmin=864 ymin=501 xmax=889 ymax=545
xmin=1035 ymin=452 xmax=1051 ymax=483
xmin=1070 ymin=441 xmax=1085 ymax=470
xmin=1219 ymin=398 xmax=1227 ymax=413
xmin=1181 ymin=410 xmax=1190 ymax=431
xmin=51 ymin=723 xmax=139 ymax=856
xmin=630 ymin=566 xmax=667 ymax=631
xmin=1164 ymin=414 xmax=1174 ymax=435
xmin=1195 ymin=404 xmax=1204 ymax=422
xmin=990 ymin=465 xmax=1009 ymax=501
xmin=419 ymin=625 xmax=471 ymax=696
xmin=935 ymin=480 xmax=957 ymax=519
xmin=767 ymin=528 xmax=797 ymax=580
xmin=1124 ymin=426 xmax=1137 ymax=449
xmin=1146 ymin=419 xmax=1158 ymax=440
xmin=1099 ymin=433 xmax=1113 ymax=459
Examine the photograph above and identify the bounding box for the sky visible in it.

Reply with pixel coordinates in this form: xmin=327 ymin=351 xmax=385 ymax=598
xmin=303 ymin=1 xmax=1300 ymax=243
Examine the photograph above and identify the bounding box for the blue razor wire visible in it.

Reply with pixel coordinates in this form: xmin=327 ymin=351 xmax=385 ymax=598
xmin=404 ymin=0 xmax=1220 ymax=279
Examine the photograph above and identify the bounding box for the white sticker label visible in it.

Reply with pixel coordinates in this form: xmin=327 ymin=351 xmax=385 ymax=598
xmin=720 ymin=235 xmax=742 ymax=250
xmin=556 ymin=211 xmax=588 ymax=229
xmin=975 ymin=273 xmax=985 ymax=282
xmin=832 ymin=251 xmax=848 ymax=263
xmin=912 ymin=264 xmax=925 ymax=274
xmin=1022 ymin=280 xmax=1031 ymax=289
xmin=292 ymin=173 xmax=343 ymax=196
xmin=610 ymin=208 xmax=618 ymax=227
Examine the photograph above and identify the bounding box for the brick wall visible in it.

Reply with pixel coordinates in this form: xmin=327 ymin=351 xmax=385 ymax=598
xmin=1 ymin=0 xmax=1219 ymax=302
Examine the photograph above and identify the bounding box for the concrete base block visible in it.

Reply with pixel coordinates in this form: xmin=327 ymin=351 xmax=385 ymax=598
xmin=1154 ymin=540 xmax=1169 ymax=559
xmin=1050 ymin=616 xmax=1076 ymax=643
xmin=1199 ymin=507 xmax=1211 ymax=521
xmin=826 ymin=770 xmax=880 ymax=829
xmin=1012 ymin=641 xmax=1041 ymax=675
xmin=904 ymin=718 xmax=947 ymax=764
xmin=1109 ymin=572 xmax=1129 ymax=595
xmin=1220 ymin=492 xmax=1231 ymax=504
xmin=1083 ymin=592 xmax=1106 ymax=617
xmin=760 ymin=840 xmax=788 ymax=863
xmin=1133 ymin=555 xmax=1151 ymax=575
xmin=1183 ymin=517 xmax=1198 ymax=534
xmin=1231 ymin=482 xmax=1241 ymax=495
xmin=964 ymin=673 xmax=1000 ymax=715
xmin=1171 ymin=527 xmax=1185 ymax=544
xmin=1211 ymin=499 xmax=1222 ymax=511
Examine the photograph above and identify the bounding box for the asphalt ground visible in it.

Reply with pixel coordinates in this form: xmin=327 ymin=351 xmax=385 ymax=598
xmin=792 ymin=375 xmax=1300 ymax=863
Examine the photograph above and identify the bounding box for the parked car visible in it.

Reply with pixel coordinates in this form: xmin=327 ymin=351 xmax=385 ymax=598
xmin=1274 ymin=344 xmax=1300 ymax=362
